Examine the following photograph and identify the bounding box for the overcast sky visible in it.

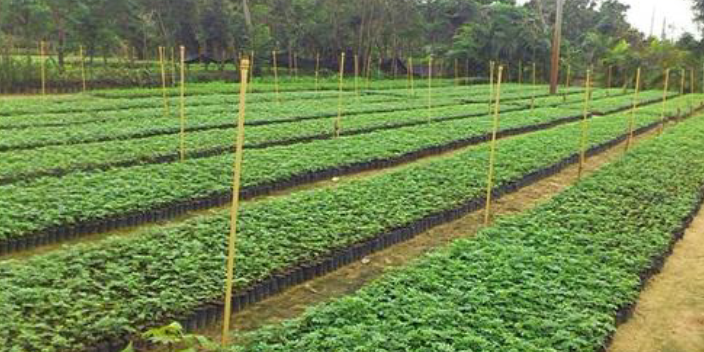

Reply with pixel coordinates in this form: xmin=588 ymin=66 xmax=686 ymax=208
xmin=516 ymin=0 xmax=700 ymax=39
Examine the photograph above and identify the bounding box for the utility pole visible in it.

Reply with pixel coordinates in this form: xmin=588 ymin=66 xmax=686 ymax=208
xmin=549 ymin=0 xmax=565 ymax=95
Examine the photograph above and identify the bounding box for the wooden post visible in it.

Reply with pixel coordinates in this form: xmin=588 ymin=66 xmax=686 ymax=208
xmin=159 ymin=46 xmax=169 ymax=116
xmin=607 ymin=65 xmax=613 ymax=96
xmin=531 ymin=62 xmax=537 ymax=112
xmin=354 ymin=54 xmax=359 ymax=96
xmin=690 ymin=68 xmax=695 ymax=113
xmin=171 ymin=47 xmax=177 ymax=87
xmin=334 ymin=53 xmax=345 ymax=137
xmin=483 ymin=66 xmax=504 ymax=225
xmin=428 ymin=56 xmax=433 ymax=121
xmin=248 ymin=50 xmax=255 ymax=93
xmin=79 ymin=45 xmax=87 ymax=92
xmin=454 ymin=58 xmax=459 ymax=86
xmin=294 ymin=52 xmax=299 ymax=80
xmin=365 ymin=54 xmax=372 ymax=89
xmin=272 ymin=50 xmax=280 ymax=103
xmin=659 ymin=68 xmax=670 ymax=135
xmin=179 ymin=46 xmax=187 ymax=161
xmin=518 ymin=60 xmax=523 ymax=85
xmin=577 ymin=69 xmax=592 ymax=179
xmin=565 ymin=64 xmax=571 ymax=88
xmin=489 ymin=61 xmax=495 ymax=115
xmin=315 ymin=52 xmax=320 ymax=92
xmin=40 ymin=41 xmax=46 ymax=96
xmin=408 ymin=57 xmax=415 ymax=96
xmin=680 ymin=68 xmax=686 ymax=96
xmin=625 ymin=67 xmax=641 ymax=152
xmin=221 ymin=58 xmax=250 ymax=346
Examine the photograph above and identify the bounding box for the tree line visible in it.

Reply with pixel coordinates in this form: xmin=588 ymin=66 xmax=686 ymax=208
xmin=1 ymin=0 xmax=704 ymax=90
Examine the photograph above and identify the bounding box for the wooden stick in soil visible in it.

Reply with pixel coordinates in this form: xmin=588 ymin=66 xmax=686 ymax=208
xmin=454 ymin=58 xmax=459 ymax=86
xmin=271 ymin=50 xmax=280 ymax=104
xmin=659 ymin=68 xmax=671 ymax=135
xmin=315 ymin=52 xmax=320 ymax=92
xmin=488 ymin=61 xmax=495 ymax=115
xmin=690 ymin=68 xmax=695 ymax=113
xmin=248 ymin=51 xmax=255 ymax=93
xmin=531 ymin=62 xmax=537 ymax=112
xmin=625 ymin=67 xmax=641 ymax=152
xmin=179 ymin=46 xmax=187 ymax=161
xmin=354 ymin=54 xmax=359 ymax=96
xmin=334 ymin=52 xmax=345 ymax=137
xmin=577 ymin=69 xmax=592 ymax=179
xmin=518 ymin=60 xmax=523 ymax=85
xmin=294 ymin=52 xmax=299 ymax=81
xmin=221 ymin=57 xmax=250 ymax=346
xmin=40 ymin=41 xmax=46 ymax=96
xmin=428 ymin=56 xmax=433 ymax=121
xmin=607 ymin=65 xmax=613 ymax=96
xmin=483 ymin=65 xmax=504 ymax=225
xmin=79 ymin=45 xmax=87 ymax=93
xmin=158 ymin=46 xmax=170 ymax=117
xmin=171 ymin=47 xmax=177 ymax=87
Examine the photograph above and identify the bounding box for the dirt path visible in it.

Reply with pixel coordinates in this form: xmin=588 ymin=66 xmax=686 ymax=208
xmin=608 ymin=205 xmax=704 ymax=352
xmin=192 ymin=122 xmax=662 ymax=344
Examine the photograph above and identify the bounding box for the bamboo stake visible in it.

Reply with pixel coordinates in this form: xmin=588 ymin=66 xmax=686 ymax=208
xmin=565 ymin=64 xmax=571 ymax=87
xmin=518 ymin=60 xmax=523 ymax=85
xmin=428 ymin=56 xmax=433 ymax=121
xmin=334 ymin=53 xmax=345 ymax=137
xmin=294 ymin=52 xmax=299 ymax=81
xmin=577 ymin=69 xmax=592 ymax=179
xmin=408 ymin=57 xmax=415 ymax=96
xmin=531 ymin=62 xmax=537 ymax=112
xmin=179 ymin=46 xmax=186 ymax=161
xmin=272 ymin=50 xmax=280 ymax=103
xmin=680 ymin=68 xmax=686 ymax=96
xmin=365 ymin=54 xmax=372 ymax=89
xmin=483 ymin=66 xmax=504 ymax=225
xmin=79 ymin=45 xmax=87 ymax=92
xmin=607 ymin=65 xmax=612 ymax=96
xmin=221 ymin=57 xmax=250 ymax=346
xmin=354 ymin=54 xmax=359 ymax=96
xmin=171 ymin=47 xmax=177 ymax=87
xmin=158 ymin=46 xmax=169 ymax=116
xmin=454 ymin=58 xmax=459 ymax=86
xmin=659 ymin=68 xmax=670 ymax=135
xmin=315 ymin=52 xmax=320 ymax=91
xmin=690 ymin=68 xmax=695 ymax=113
xmin=40 ymin=41 xmax=46 ymax=96
xmin=489 ymin=61 xmax=495 ymax=115
xmin=625 ymin=67 xmax=641 ymax=152
xmin=248 ymin=51 xmax=255 ymax=93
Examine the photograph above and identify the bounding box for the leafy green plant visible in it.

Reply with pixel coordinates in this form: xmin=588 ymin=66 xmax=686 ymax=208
xmin=121 ymin=322 xmax=218 ymax=352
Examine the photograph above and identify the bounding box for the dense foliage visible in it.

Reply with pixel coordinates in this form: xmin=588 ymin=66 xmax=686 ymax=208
xmin=0 ymin=103 xmax=694 ymax=351
xmin=230 ymin=109 xmax=704 ymax=351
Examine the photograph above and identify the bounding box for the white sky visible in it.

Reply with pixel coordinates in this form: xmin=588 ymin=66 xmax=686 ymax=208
xmin=516 ymin=0 xmax=700 ymax=39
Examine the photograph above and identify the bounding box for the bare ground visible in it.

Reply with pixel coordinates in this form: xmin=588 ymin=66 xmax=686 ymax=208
xmin=609 ymin=206 xmax=704 ymax=352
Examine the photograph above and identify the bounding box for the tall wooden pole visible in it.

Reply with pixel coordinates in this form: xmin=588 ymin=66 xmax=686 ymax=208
xmin=489 ymin=61 xmax=495 ymax=115
xmin=334 ymin=53 xmax=345 ymax=137
xmin=428 ymin=56 xmax=433 ymax=121
xmin=179 ymin=46 xmax=186 ymax=161
xmin=577 ymin=69 xmax=592 ymax=179
xmin=315 ymin=52 xmax=320 ymax=92
xmin=549 ymin=0 xmax=565 ymax=94
xmin=606 ymin=65 xmax=613 ymax=96
xmin=518 ymin=60 xmax=523 ymax=85
xmin=272 ymin=50 xmax=280 ymax=103
xmin=159 ymin=46 xmax=169 ymax=116
xmin=354 ymin=54 xmax=359 ymax=96
xmin=40 ymin=41 xmax=47 ymax=96
xmin=79 ymin=45 xmax=87 ymax=92
xmin=484 ymin=66 xmax=504 ymax=225
xmin=221 ymin=58 xmax=251 ymax=346
xmin=248 ymin=51 xmax=255 ymax=93
xmin=531 ymin=62 xmax=537 ymax=112
xmin=409 ymin=57 xmax=415 ymax=96
xmin=454 ymin=58 xmax=459 ymax=86
xmin=625 ymin=67 xmax=641 ymax=152
xmin=659 ymin=68 xmax=671 ymax=135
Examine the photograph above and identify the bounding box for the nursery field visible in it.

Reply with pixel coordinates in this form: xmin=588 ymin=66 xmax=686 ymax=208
xmin=1 ymin=78 xmax=703 ymax=352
